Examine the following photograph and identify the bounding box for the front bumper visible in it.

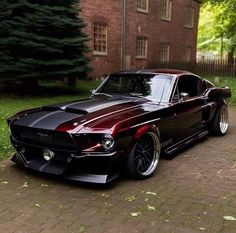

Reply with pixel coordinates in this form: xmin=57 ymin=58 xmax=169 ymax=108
xmin=11 ymin=137 xmax=123 ymax=184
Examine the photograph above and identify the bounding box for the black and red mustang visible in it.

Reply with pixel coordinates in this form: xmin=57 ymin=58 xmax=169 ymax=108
xmin=8 ymin=70 xmax=231 ymax=183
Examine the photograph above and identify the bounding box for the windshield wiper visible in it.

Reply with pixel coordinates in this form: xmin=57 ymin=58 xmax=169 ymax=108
xmin=129 ymin=92 xmax=143 ymax=96
xmin=128 ymin=93 xmax=146 ymax=98
xmin=92 ymin=92 xmax=113 ymax=98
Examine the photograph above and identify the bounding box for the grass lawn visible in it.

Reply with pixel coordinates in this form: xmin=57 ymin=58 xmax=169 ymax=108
xmin=0 ymin=80 xmax=100 ymax=161
xmin=0 ymin=77 xmax=235 ymax=161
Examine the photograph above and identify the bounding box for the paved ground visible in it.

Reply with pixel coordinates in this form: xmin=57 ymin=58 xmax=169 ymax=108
xmin=1 ymin=107 xmax=236 ymax=233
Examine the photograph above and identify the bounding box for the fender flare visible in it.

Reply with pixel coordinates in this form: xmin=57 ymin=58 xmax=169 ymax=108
xmin=134 ymin=124 xmax=160 ymax=140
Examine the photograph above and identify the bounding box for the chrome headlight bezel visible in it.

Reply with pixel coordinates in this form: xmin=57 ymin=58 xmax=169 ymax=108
xmin=102 ymin=134 xmax=115 ymax=151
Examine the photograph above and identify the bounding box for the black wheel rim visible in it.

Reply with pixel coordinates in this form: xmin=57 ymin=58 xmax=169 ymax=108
xmin=133 ymin=133 xmax=159 ymax=176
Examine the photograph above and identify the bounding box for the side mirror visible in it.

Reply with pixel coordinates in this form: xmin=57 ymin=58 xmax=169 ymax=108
xmin=180 ymin=92 xmax=189 ymax=101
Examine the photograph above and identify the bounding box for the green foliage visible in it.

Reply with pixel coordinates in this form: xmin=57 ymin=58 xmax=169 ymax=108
xmin=198 ymin=0 xmax=236 ymax=58
xmin=0 ymin=0 xmax=90 ymax=80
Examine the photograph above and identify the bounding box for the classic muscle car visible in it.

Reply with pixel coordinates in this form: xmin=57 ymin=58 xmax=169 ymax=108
xmin=8 ymin=69 xmax=231 ymax=183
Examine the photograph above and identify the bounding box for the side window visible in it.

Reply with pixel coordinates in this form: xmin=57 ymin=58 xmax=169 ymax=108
xmin=173 ymin=75 xmax=203 ymax=101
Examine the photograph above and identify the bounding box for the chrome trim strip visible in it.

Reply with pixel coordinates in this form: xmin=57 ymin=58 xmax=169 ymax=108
xmin=131 ymin=118 xmax=161 ymax=128
xmin=79 ymin=151 xmax=117 ymax=157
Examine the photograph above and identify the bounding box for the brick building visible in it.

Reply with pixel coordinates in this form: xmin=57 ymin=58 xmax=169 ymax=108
xmin=79 ymin=0 xmax=201 ymax=78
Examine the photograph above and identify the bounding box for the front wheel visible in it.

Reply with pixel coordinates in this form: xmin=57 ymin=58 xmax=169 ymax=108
xmin=126 ymin=132 xmax=160 ymax=179
xmin=210 ymin=104 xmax=229 ymax=136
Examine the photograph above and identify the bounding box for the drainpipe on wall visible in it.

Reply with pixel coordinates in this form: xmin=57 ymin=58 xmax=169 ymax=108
xmin=121 ymin=0 xmax=126 ymax=70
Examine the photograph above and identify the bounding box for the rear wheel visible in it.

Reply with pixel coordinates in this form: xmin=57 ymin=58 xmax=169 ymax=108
xmin=126 ymin=132 xmax=160 ymax=179
xmin=210 ymin=104 xmax=229 ymax=136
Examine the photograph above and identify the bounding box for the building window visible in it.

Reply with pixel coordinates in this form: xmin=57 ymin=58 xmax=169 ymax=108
xmin=184 ymin=7 xmax=194 ymax=28
xmin=160 ymin=0 xmax=172 ymax=21
xmin=183 ymin=46 xmax=191 ymax=62
xmin=136 ymin=37 xmax=148 ymax=58
xmin=160 ymin=43 xmax=170 ymax=62
xmin=93 ymin=22 xmax=107 ymax=55
xmin=137 ymin=0 xmax=149 ymax=13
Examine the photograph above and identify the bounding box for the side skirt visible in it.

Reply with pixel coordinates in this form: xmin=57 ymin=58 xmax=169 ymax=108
xmin=164 ymin=130 xmax=209 ymax=156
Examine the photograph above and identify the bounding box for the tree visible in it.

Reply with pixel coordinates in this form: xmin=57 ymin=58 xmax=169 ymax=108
xmin=198 ymin=0 xmax=236 ymax=62
xmin=0 ymin=0 xmax=90 ymax=84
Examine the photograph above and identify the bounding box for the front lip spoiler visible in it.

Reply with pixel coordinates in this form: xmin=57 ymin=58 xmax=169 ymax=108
xmin=11 ymin=149 xmax=122 ymax=184
xmin=64 ymin=173 xmax=119 ymax=184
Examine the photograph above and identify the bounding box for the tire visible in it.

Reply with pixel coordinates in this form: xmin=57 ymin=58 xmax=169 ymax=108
xmin=210 ymin=104 xmax=229 ymax=136
xmin=126 ymin=132 xmax=161 ymax=179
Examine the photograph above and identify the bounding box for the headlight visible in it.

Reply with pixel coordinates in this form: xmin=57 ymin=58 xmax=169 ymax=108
xmin=102 ymin=134 xmax=115 ymax=151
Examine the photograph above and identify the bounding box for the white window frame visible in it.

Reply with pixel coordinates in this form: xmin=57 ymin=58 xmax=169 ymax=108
xmin=184 ymin=7 xmax=195 ymax=28
xmin=93 ymin=22 xmax=108 ymax=56
xmin=183 ymin=46 xmax=191 ymax=62
xmin=160 ymin=43 xmax=170 ymax=62
xmin=137 ymin=0 xmax=149 ymax=13
xmin=136 ymin=37 xmax=148 ymax=59
xmin=160 ymin=0 xmax=172 ymax=21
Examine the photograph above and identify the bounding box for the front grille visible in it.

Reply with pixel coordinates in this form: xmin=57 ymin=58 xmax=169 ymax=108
xmin=11 ymin=126 xmax=77 ymax=151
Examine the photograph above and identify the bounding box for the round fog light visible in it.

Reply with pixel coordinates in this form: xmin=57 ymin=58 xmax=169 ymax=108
xmin=43 ymin=149 xmax=55 ymax=161
xmin=102 ymin=134 xmax=115 ymax=151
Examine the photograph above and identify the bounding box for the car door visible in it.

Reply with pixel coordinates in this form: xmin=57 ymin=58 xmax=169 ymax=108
xmin=171 ymin=75 xmax=207 ymax=141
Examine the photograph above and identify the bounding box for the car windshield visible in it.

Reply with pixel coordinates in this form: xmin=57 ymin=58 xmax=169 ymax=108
xmin=96 ymin=74 xmax=174 ymax=102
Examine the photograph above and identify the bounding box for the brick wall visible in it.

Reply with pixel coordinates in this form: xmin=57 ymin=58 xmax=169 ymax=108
xmin=79 ymin=0 xmax=200 ymax=78
xmin=80 ymin=0 xmax=121 ymax=78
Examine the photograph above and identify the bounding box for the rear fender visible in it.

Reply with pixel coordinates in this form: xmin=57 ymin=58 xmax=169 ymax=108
xmin=205 ymin=87 xmax=231 ymax=103
xmin=204 ymin=87 xmax=231 ymax=121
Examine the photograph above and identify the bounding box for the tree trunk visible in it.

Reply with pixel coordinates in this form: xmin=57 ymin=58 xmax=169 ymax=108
xmin=228 ymin=46 xmax=235 ymax=64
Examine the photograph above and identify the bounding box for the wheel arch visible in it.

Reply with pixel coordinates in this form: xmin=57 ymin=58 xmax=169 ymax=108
xmin=133 ymin=124 xmax=160 ymax=139
xmin=126 ymin=126 xmax=161 ymax=179
xmin=128 ymin=124 xmax=160 ymax=153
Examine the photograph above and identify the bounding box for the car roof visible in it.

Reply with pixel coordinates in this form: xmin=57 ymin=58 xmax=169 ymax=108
xmin=115 ymin=69 xmax=194 ymax=76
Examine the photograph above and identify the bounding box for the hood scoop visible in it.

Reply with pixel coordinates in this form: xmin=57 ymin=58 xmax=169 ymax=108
xmin=41 ymin=106 xmax=88 ymax=115
xmin=63 ymin=107 xmax=88 ymax=115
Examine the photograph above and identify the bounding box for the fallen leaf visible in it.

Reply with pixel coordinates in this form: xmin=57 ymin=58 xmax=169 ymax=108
xmin=125 ymin=195 xmax=136 ymax=202
xmin=147 ymin=205 xmax=156 ymax=211
xmin=79 ymin=226 xmax=85 ymax=232
xmin=101 ymin=193 xmax=110 ymax=198
xmin=145 ymin=191 xmax=157 ymax=196
xmin=130 ymin=212 xmax=142 ymax=217
xmin=224 ymin=216 xmax=236 ymax=221
xmin=22 ymin=182 xmax=28 ymax=187
xmin=104 ymin=202 xmax=113 ymax=207
xmin=217 ymin=169 xmax=223 ymax=175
